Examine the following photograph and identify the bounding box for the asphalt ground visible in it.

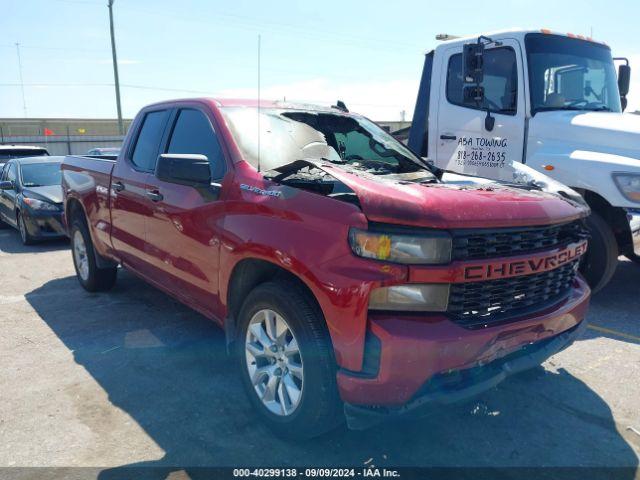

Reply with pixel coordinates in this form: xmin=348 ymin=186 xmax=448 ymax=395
xmin=0 ymin=227 xmax=639 ymax=478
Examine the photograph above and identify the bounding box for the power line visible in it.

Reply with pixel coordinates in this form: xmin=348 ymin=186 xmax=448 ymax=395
xmin=15 ymin=43 xmax=27 ymax=117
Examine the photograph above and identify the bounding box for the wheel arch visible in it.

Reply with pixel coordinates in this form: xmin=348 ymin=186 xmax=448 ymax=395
xmin=66 ymin=196 xmax=117 ymax=269
xmin=572 ymin=187 xmax=630 ymax=253
xmin=224 ymin=258 xmax=324 ymax=350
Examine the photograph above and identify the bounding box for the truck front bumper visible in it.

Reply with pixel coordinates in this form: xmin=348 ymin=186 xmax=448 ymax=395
xmin=627 ymin=209 xmax=640 ymax=256
xmin=338 ymin=276 xmax=590 ymax=429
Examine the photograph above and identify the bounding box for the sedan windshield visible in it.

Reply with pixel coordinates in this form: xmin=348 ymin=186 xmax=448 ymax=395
xmin=526 ymin=33 xmax=621 ymax=113
xmin=20 ymin=163 xmax=62 ymax=187
xmin=221 ymin=106 xmax=432 ymax=177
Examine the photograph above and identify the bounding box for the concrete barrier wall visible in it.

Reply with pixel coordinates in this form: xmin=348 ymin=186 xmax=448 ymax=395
xmin=0 ymin=136 xmax=125 ymax=156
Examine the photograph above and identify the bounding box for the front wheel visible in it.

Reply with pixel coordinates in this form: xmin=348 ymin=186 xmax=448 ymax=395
xmin=580 ymin=212 xmax=618 ymax=293
xmin=17 ymin=212 xmax=35 ymax=245
xmin=236 ymin=280 xmax=343 ymax=439
xmin=71 ymin=219 xmax=118 ymax=292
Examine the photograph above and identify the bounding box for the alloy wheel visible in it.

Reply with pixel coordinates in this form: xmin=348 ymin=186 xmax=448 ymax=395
xmin=73 ymin=230 xmax=90 ymax=281
xmin=245 ymin=309 xmax=304 ymax=416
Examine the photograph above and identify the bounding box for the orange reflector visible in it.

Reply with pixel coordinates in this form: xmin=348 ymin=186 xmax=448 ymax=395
xmin=567 ymin=33 xmax=576 ymax=38
xmin=541 ymin=29 xmax=552 ymax=34
xmin=543 ymin=165 xmax=555 ymax=171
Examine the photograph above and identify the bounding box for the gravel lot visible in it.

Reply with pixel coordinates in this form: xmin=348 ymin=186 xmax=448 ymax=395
xmin=0 ymin=227 xmax=639 ymax=477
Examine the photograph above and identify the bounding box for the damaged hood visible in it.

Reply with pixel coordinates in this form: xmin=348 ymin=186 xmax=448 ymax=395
xmin=313 ymin=163 xmax=587 ymax=229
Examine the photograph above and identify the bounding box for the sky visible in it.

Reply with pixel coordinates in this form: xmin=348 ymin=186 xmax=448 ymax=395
xmin=1 ymin=0 xmax=639 ymax=121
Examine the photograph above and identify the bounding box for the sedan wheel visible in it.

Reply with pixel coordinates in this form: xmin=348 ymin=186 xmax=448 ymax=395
xmin=245 ymin=309 xmax=304 ymax=417
xmin=17 ymin=213 xmax=34 ymax=245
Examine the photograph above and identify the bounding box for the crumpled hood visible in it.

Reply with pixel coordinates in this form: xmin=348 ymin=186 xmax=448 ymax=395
xmin=532 ymin=111 xmax=640 ymax=161
xmin=319 ymin=164 xmax=587 ymax=229
xmin=22 ymin=185 xmax=63 ymax=204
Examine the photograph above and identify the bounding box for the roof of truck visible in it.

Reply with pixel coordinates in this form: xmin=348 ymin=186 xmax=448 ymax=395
xmin=435 ymin=28 xmax=607 ymax=46
xmin=143 ymin=97 xmax=343 ymax=113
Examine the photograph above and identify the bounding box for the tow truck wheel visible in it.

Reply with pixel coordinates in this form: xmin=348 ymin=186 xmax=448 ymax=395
xmin=236 ymin=280 xmax=343 ymax=439
xmin=580 ymin=212 xmax=618 ymax=293
xmin=70 ymin=219 xmax=117 ymax=292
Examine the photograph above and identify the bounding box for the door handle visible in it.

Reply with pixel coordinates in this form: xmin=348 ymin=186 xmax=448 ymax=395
xmin=112 ymin=181 xmax=125 ymax=192
xmin=440 ymin=134 xmax=457 ymax=141
xmin=146 ymin=189 xmax=164 ymax=202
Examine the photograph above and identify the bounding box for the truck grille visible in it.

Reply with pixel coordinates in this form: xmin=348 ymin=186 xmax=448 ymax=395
xmin=452 ymin=220 xmax=588 ymax=261
xmin=448 ymin=260 xmax=579 ymax=329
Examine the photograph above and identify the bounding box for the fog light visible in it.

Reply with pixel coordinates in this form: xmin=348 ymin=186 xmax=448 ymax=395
xmin=369 ymin=284 xmax=449 ymax=312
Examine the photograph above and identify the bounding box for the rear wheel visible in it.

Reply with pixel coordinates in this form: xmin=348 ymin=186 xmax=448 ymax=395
xmin=580 ymin=212 xmax=618 ymax=293
xmin=236 ymin=280 xmax=343 ymax=439
xmin=17 ymin=212 xmax=35 ymax=245
xmin=71 ymin=219 xmax=117 ymax=292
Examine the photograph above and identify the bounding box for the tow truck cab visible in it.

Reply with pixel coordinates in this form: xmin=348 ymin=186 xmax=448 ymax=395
xmin=409 ymin=29 xmax=640 ymax=292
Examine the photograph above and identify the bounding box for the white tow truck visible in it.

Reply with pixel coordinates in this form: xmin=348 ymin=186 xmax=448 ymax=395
xmin=407 ymin=29 xmax=640 ymax=292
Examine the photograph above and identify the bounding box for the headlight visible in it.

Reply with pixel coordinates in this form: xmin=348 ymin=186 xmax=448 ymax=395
xmin=23 ymin=197 xmax=59 ymax=211
xmin=349 ymin=228 xmax=451 ymax=264
xmin=613 ymin=174 xmax=640 ymax=203
xmin=369 ymin=284 xmax=449 ymax=311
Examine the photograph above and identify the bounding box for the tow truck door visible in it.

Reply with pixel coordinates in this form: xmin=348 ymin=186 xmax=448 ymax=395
xmin=434 ymin=38 xmax=527 ymax=181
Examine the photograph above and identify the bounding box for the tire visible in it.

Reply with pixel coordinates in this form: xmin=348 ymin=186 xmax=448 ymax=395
xmin=70 ymin=218 xmax=117 ymax=292
xmin=236 ymin=280 xmax=343 ymax=439
xmin=17 ymin=211 xmax=35 ymax=245
xmin=625 ymin=253 xmax=640 ymax=265
xmin=580 ymin=212 xmax=618 ymax=293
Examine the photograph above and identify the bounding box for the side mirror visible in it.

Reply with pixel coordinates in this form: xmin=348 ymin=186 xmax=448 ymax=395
xmin=463 ymin=42 xmax=484 ymax=84
xmin=618 ymin=64 xmax=631 ymax=97
xmin=156 ymin=153 xmax=211 ymax=187
xmin=0 ymin=180 xmax=14 ymax=190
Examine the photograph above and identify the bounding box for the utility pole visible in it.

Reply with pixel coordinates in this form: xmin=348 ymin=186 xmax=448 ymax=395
xmin=15 ymin=43 xmax=27 ymax=117
xmin=108 ymin=0 xmax=124 ymax=135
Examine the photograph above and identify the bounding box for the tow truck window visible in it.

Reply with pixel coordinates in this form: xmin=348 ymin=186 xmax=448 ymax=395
xmin=166 ymin=109 xmax=226 ymax=179
xmin=130 ymin=110 xmax=168 ymax=171
xmin=525 ymin=33 xmax=621 ymax=113
xmin=447 ymin=47 xmax=518 ymax=115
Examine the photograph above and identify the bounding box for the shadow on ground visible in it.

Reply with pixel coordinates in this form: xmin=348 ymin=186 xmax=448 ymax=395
xmin=24 ymin=268 xmax=638 ymax=479
xmin=0 ymin=229 xmax=69 ymax=254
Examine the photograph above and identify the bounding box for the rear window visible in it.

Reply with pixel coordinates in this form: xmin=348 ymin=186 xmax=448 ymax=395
xmin=130 ymin=110 xmax=169 ymax=171
xmin=0 ymin=149 xmax=49 ymax=160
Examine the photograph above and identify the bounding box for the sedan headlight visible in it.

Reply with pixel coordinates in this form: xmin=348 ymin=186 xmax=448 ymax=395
xmin=349 ymin=228 xmax=451 ymax=264
xmin=613 ymin=174 xmax=640 ymax=203
xmin=23 ymin=197 xmax=59 ymax=211
xmin=369 ymin=284 xmax=450 ymax=311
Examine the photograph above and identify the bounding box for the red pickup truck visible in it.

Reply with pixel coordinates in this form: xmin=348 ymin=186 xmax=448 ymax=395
xmin=62 ymin=98 xmax=591 ymax=438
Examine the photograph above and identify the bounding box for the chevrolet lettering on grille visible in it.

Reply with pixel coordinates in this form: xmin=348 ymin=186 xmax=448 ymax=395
xmin=463 ymin=240 xmax=588 ymax=281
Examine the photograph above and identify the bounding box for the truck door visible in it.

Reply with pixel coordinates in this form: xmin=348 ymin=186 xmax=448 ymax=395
xmin=110 ymin=108 xmax=170 ymax=276
xmin=434 ymin=39 xmax=526 ymax=180
xmin=144 ymin=107 xmax=228 ymax=318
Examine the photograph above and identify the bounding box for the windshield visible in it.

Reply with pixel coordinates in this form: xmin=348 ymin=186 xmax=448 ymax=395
xmin=220 ymin=107 xmax=432 ymax=177
xmin=526 ymin=33 xmax=621 ymax=113
xmin=20 ymin=162 xmax=62 ymax=187
xmin=0 ymin=149 xmax=49 ymax=160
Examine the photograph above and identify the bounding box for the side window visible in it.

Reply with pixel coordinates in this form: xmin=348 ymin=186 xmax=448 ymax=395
xmin=446 ymin=47 xmax=518 ymax=114
xmin=167 ymin=109 xmax=226 ymax=179
xmin=130 ymin=110 xmax=168 ymax=171
xmin=7 ymin=164 xmax=18 ymax=183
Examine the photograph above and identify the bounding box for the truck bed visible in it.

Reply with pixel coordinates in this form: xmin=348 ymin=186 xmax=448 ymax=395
xmin=61 ymin=155 xmax=117 ymax=259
